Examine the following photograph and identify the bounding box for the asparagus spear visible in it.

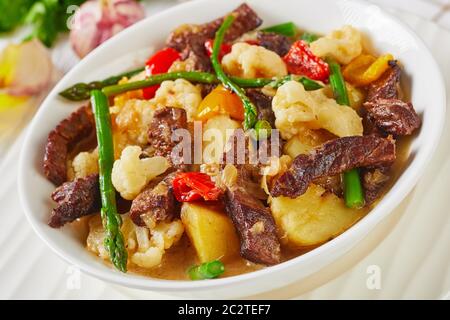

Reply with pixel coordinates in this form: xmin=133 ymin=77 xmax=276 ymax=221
xmin=60 ymin=66 xmax=145 ymax=101
xmin=100 ymin=72 xmax=322 ymax=97
xmin=211 ymin=15 xmax=258 ymax=130
xmin=327 ymin=59 xmax=365 ymax=209
xmin=90 ymin=90 xmax=128 ymax=272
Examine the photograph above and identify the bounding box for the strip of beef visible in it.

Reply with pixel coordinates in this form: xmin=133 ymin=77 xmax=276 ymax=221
xmin=222 ymin=130 xmax=269 ymax=200
xmin=148 ymin=107 xmax=188 ymax=168
xmin=362 ymin=61 xmax=420 ymax=203
xmin=313 ymin=175 xmax=343 ymax=197
xmin=366 ymin=60 xmax=401 ymax=102
xmin=270 ymin=135 xmax=396 ymax=198
xmin=361 ymin=166 xmax=390 ymax=205
xmin=364 ymin=60 xmax=421 ymax=136
xmin=48 ymin=174 xmax=100 ymax=228
xmin=256 ymin=31 xmax=292 ymax=57
xmin=224 ymin=182 xmax=281 ymax=265
xmin=43 ymin=106 xmax=95 ymax=186
xmin=129 ymin=173 xmax=179 ymax=226
xmin=166 ymin=3 xmax=262 ymax=71
xmin=364 ymin=99 xmax=421 ymax=136
xmin=221 ymin=131 xmax=281 ymax=264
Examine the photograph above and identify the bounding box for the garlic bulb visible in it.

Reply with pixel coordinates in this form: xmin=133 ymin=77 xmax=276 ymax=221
xmin=70 ymin=0 xmax=145 ymax=58
xmin=0 ymin=39 xmax=54 ymax=97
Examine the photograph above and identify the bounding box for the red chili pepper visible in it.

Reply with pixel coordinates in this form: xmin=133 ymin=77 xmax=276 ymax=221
xmin=204 ymin=39 xmax=232 ymax=61
xmin=283 ymin=40 xmax=330 ymax=81
xmin=143 ymin=47 xmax=181 ymax=99
xmin=172 ymin=172 xmax=223 ymax=202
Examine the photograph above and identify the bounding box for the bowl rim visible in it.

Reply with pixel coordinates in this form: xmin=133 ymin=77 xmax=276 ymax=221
xmin=18 ymin=0 xmax=447 ymax=292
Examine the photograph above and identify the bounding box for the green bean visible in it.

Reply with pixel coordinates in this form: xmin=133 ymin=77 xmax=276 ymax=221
xmin=90 ymin=90 xmax=128 ymax=272
xmin=343 ymin=168 xmax=365 ymax=209
xmin=262 ymin=22 xmax=297 ymax=37
xmin=211 ymin=15 xmax=258 ymax=130
xmin=328 ymin=59 xmax=351 ymax=106
xmin=59 ymin=67 xmax=145 ymax=101
xmin=301 ymin=32 xmax=319 ymax=44
xmin=188 ymin=260 xmax=225 ymax=280
xmin=327 ymin=59 xmax=365 ymax=209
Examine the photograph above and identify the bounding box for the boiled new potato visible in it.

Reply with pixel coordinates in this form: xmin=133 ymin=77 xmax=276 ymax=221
xmin=181 ymin=203 xmax=240 ymax=263
xmin=270 ymin=184 xmax=365 ymax=246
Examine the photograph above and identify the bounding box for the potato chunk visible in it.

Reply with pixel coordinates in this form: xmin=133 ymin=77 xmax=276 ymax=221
xmin=181 ymin=203 xmax=240 ymax=263
xmin=270 ymin=184 xmax=364 ymax=246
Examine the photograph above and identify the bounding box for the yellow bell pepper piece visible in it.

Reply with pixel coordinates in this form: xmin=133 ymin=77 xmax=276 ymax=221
xmin=196 ymin=85 xmax=244 ymax=122
xmin=343 ymin=53 xmax=394 ymax=86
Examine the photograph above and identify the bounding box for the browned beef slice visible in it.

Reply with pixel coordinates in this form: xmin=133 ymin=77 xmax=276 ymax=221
xmin=129 ymin=173 xmax=179 ymax=226
xmin=48 ymin=174 xmax=100 ymax=228
xmin=256 ymin=31 xmax=292 ymax=57
xmin=270 ymin=135 xmax=396 ymax=198
xmin=361 ymin=166 xmax=391 ymax=205
xmin=366 ymin=60 xmax=401 ymax=102
xmin=224 ymin=185 xmax=281 ymax=265
xmin=43 ymin=106 xmax=95 ymax=186
xmin=166 ymin=3 xmax=262 ymax=71
xmin=364 ymin=99 xmax=421 ymax=136
xmin=313 ymin=175 xmax=343 ymax=198
xmin=148 ymin=107 xmax=188 ymax=167
xmin=364 ymin=60 xmax=421 ymax=136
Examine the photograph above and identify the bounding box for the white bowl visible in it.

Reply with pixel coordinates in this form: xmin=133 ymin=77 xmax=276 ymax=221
xmin=18 ymin=0 xmax=446 ymax=298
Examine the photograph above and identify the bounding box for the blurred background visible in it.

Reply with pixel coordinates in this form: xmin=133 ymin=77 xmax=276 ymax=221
xmin=0 ymin=0 xmax=449 ymax=299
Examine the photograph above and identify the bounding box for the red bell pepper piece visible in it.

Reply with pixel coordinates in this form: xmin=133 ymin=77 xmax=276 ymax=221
xmin=143 ymin=47 xmax=181 ymax=99
xmin=172 ymin=172 xmax=223 ymax=202
xmin=283 ymin=40 xmax=330 ymax=81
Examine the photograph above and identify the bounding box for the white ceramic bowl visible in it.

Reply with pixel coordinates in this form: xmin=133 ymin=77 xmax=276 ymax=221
xmin=18 ymin=0 xmax=446 ymax=298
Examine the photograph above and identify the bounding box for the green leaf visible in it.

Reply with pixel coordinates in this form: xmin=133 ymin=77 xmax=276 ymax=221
xmin=25 ymin=0 xmax=87 ymax=47
xmin=0 ymin=0 xmax=37 ymax=32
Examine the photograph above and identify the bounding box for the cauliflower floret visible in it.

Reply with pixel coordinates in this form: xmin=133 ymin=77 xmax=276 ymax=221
xmin=152 ymin=79 xmax=202 ymax=121
xmin=112 ymin=146 xmax=169 ymax=200
xmin=86 ymin=215 xmax=109 ymax=260
xmin=113 ymin=99 xmax=156 ymax=146
xmin=71 ymin=149 xmax=98 ymax=179
xmin=86 ymin=215 xmax=184 ymax=269
xmin=272 ymin=81 xmax=363 ymax=139
xmin=131 ymin=220 xmax=184 ymax=268
xmin=310 ymin=25 xmax=362 ymax=65
xmin=222 ymin=43 xmax=287 ymax=79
